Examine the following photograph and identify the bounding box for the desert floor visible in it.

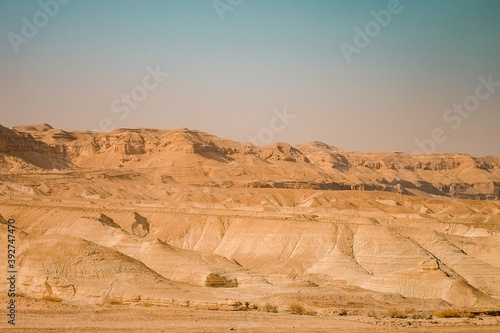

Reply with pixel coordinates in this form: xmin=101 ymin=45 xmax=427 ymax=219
xmin=3 ymin=303 xmax=500 ymax=333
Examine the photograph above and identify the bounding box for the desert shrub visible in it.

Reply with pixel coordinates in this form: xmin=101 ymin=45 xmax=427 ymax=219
xmin=410 ymin=311 xmax=428 ymax=319
xmin=433 ymin=309 xmax=474 ymax=318
xmin=306 ymin=309 xmax=318 ymax=316
xmin=263 ymin=303 xmax=278 ymax=313
xmin=403 ymin=308 xmax=415 ymax=315
xmin=107 ymin=298 xmax=123 ymax=305
xmin=459 ymin=311 xmax=476 ymax=318
xmin=207 ymin=305 xmax=220 ymax=311
xmin=383 ymin=308 xmax=407 ymax=318
xmin=433 ymin=309 xmax=461 ymax=318
xmin=234 ymin=303 xmax=247 ymax=311
xmin=41 ymin=295 xmax=62 ymax=302
xmin=338 ymin=309 xmax=348 ymax=316
xmin=289 ymin=303 xmax=306 ymax=315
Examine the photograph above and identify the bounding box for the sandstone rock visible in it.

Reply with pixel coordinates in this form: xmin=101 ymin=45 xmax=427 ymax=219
xmin=1 ymin=125 xmax=499 ymax=199
xmin=205 ymin=273 xmax=238 ymax=288
xmin=131 ymin=212 xmax=150 ymax=238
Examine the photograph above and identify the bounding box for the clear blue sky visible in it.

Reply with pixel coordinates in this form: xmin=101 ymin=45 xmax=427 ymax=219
xmin=1 ymin=0 xmax=499 ymax=155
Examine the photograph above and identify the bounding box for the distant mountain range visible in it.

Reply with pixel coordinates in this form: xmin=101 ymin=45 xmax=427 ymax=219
xmin=1 ymin=123 xmax=499 ymax=200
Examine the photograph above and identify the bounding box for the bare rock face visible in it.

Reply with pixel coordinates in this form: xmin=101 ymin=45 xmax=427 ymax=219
xmin=13 ymin=123 xmax=53 ymax=132
xmin=256 ymin=142 xmax=309 ymax=162
xmin=15 ymin=234 xmax=182 ymax=303
xmin=161 ymin=175 xmax=177 ymax=184
xmin=131 ymin=212 xmax=150 ymax=238
xmin=0 ymin=125 xmax=71 ymax=170
xmin=205 ymin=273 xmax=238 ymax=288
xmin=1 ymin=124 xmax=499 ymax=199
xmin=98 ymin=214 xmax=121 ymax=228
xmin=1 ymin=125 xmax=500 ymax=312
xmin=3 ymin=123 xmax=500 ymax=321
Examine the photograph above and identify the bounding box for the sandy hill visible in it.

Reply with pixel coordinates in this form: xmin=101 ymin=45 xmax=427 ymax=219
xmin=1 ymin=124 xmax=500 ymax=327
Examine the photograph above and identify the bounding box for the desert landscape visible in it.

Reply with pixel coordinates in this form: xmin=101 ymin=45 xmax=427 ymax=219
xmin=1 ymin=124 xmax=500 ymax=332
xmin=2 ymin=0 xmax=499 ymax=331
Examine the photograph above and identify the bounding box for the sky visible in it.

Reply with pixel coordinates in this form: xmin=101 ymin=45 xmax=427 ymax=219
xmin=0 ymin=0 xmax=499 ymax=155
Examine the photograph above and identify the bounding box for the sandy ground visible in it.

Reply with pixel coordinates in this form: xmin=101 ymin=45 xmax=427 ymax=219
xmin=2 ymin=305 xmax=500 ymax=333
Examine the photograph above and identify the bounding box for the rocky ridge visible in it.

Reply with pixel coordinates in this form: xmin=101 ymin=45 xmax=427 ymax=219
xmin=1 ymin=124 xmax=499 ymax=200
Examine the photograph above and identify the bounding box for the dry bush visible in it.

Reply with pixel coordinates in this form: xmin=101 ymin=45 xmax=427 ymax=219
xmin=403 ymin=308 xmax=416 ymax=316
xmin=306 ymin=309 xmax=318 ymax=316
xmin=383 ymin=308 xmax=407 ymax=319
xmin=248 ymin=303 xmax=259 ymax=311
xmin=242 ymin=302 xmax=259 ymax=311
xmin=432 ymin=309 xmax=474 ymax=318
xmin=139 ymin=301 xmax=153 ymax=307
xmin=232 ymin=301 xmax=245 ymax=311
xmin=41 ymin=295 xmax=62 ymax=302
xmin=459 ymin=312 xmax=475 ymax=318
xmin=289 ymin=303 xmax=306 ymax=315
xmin=263 ymin=303 xmax=278 ymax=313
xmin=338 ymin=309 xmax=348 ymax=316
xmin=433 ymin=309 xmax=460 ymax=318
xmin=107 ymin=298 xmax=124 ymax=306
xmin=410 ymin=311 xmax=429 ymax=319
xmin=288 ymin=303 xmax=317 ymax=316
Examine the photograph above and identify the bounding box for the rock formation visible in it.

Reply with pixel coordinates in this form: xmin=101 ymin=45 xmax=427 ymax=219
xmin=1 ymin=124 xmax=499 ymax=314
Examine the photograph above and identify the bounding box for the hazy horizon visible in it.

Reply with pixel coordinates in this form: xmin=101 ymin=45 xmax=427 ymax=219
xmin=1 ymin=0 xmax=499 ymax=155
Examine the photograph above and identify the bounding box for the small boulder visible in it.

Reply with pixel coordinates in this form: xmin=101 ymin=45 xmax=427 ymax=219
xmin=205 ymin=273 xmax=238 ymax=288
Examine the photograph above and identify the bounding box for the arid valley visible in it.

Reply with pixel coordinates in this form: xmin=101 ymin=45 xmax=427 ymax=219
xmin=1 ymin=124 xmax=499 ymax=332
